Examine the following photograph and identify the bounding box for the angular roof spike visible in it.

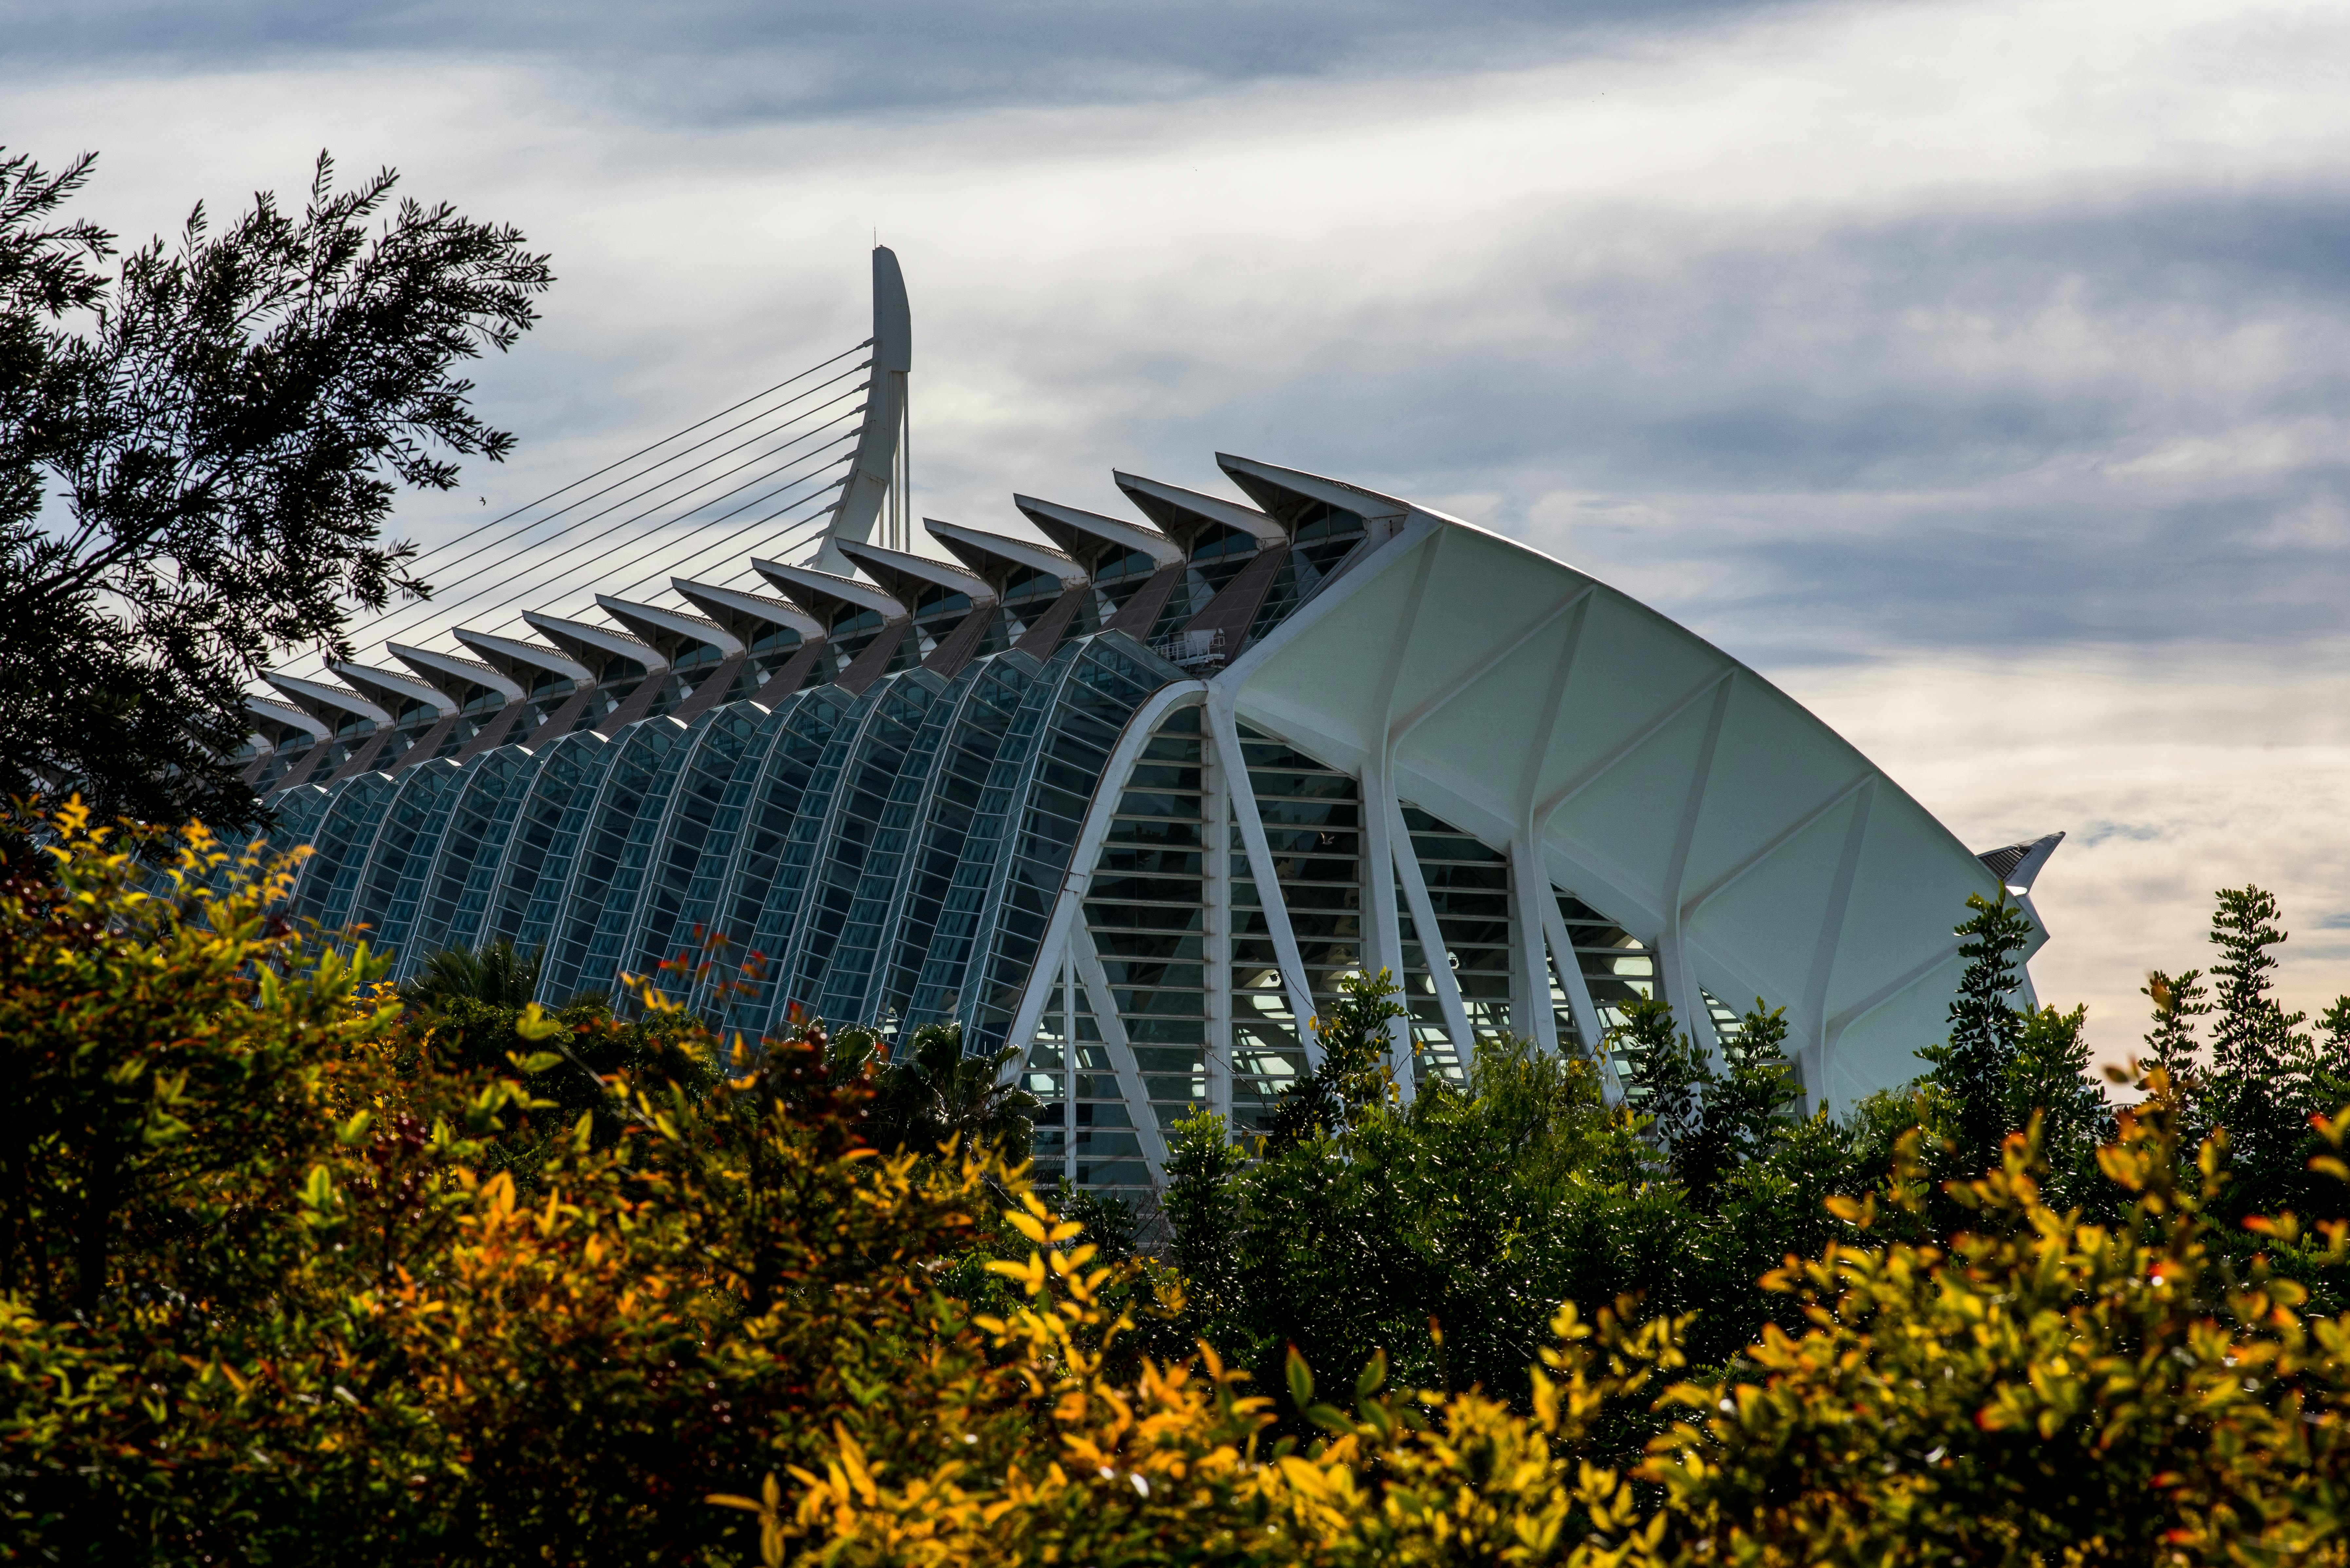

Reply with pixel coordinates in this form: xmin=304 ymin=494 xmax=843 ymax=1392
xmin=670 ymin=577 xmax=824 ymax=646
xmin=925 ymin=518 xmax=1089 ymax=591
xmin=835 ymin=537 xmax=998 ymax=609
xmin=265 ymin=670 xmax=391 ymax=728
xmin=245 ymin=693 xmax=330 ymax=745
xmin=1212 ymin=453 xmax=1412 ymax=533
xmin=1975 ymin=831 xmax=2065 ymax=892
xmin=751 ymin=557 xmax=907 ymax=625
xmin=389 ymin=642 xmax=525 ymax=706
xmin=1110 ymin=472 xmax=1284 ymax=550
xmin=521 ymin=610 xmax=669 ymax=674
xmin=453 ymin=627 xmax=596 ymax=686
xmin=329 ymin=660 xmax=455 ymax=714
xmin=1012 ymin=493 xmax=1185 ymax=569
xmin=594 ymin=593 xmax=744 ymax=661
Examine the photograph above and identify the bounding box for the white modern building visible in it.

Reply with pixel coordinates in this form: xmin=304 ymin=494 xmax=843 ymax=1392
xmin=238 ymin=248 xmax=2060 ymax=1202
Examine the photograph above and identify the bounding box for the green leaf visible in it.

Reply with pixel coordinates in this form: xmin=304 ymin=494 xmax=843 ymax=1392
xmin=336 ymin=1109 xmax=373 ymax=1145
xmin=1285 ymin=1345 xmax=1314 ymax=1411
xmin=515 ymin=1002 xmax=563 ymax=1042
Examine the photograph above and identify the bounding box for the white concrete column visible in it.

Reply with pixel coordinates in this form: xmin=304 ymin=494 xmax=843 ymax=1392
xmin=1206 ymin=688 xmax=1320 ymax=1065
xmin=1072 ymin=924 xmax=1171 ymax=1173
xmin=1202 ymin=724 xmax=1234 ymax=1122
xmin=1062 ymin=955 xmax=1078 ymax=1187
xmin=1508 ymin=833 xmax=1561 ymax=1055
xmin=1388 ymin=790 xmax=1477 ymax=1072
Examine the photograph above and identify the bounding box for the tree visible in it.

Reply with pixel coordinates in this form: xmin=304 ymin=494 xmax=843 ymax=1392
xmin=2004 ymin=1001 xmax=2105 ymax=1205
xmin=1612 ymin=995 xmax=1801 ymax=1208
xmin=1265 ymin=967 xmax=1408 ymax=1148
xmin=2192 ymin=885 xmax=2337 ymax=1220
xmin=1917 ymin=891 xmax=2034 ymax=1171
xmin=2142 ymin=966 xmax=2211 ymax=1140
xmin=1611 ymin=993 xmax=1708 ymax=1163
xmin=0 ymin=801 xmax=1024 ymax=1560
xmin=0 ymin=149 xmax=551 ymax=829
xmin=31 ymin=804 xmax=2350 ymax=1564
xmin=784 ymin=1096 xmax=2350 ymax=1567
xmin=1678 ymin=1000 xmax=1802 ymax=1209
xmin=861 ymin=1021 xmax=1041 ymax=1160
xmin=2316 ymin=994 xmax=2350 ymax=1118
xmin=401 ymin=936 xmax=543 ymax=1009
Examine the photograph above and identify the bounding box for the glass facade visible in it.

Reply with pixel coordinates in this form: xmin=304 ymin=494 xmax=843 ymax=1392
xmin=254 ymin=462 xmax=1812 ymax=1201
xmin=543 ymin=713 xmax=713 ymax=1003
xmin=406 ymin=744 xmax=545 ymax=972
xmin=621 ymin=700 xmax=791 ymax=995
xmin=346 ymin=758 xmax=469 ymax=960
xmin=1074 ymin=702 xmax=1210 ymax=1193
xmin=490 ymin=731 xmax=617 ymax=955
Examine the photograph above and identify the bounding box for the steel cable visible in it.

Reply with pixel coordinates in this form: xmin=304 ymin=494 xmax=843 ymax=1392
xmin=394 ymin=341 xmax=870 ymax=576
xmin=389 ymin=434 xmax=862 ymax=647
xmin=350 ymin=365 xmax=871 ymax=646
xmin=359 ymin=397 xmax=866 ymax=649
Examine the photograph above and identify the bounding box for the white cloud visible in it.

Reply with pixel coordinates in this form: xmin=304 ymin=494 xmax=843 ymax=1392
xmin=12 ymin=0 xmax=2350 ymax=1046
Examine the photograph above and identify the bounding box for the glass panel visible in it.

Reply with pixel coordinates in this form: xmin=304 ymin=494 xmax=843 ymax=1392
xmin=409 ymin=744 xmax=545 ymax=968
xmin=543 ymin=713 xmax=713 ymax=1005
xmin=620 ymin=699 xmax=790 ymax=1002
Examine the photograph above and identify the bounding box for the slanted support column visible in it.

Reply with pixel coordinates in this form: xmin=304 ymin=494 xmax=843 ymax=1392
xmin=446 ymin=697 xmax=542 ymax=766
xmin=1359 ymin=749 xmax=1412 ymax=1091
xmin=595 ymin=674 xmax=670 ymax=738
xmin=392 ymin=712 xmax=468 ymax=775
xmin=1388 ymin=791 xmax=1477 ymax=1075
xmin=1536 ymin=881 xmax=1614 ymax=1098
xmin=1101 ymin=564 xmax=1183 ymax=638
xmin=324 ymin=728 xmax=399 ymax=785
xmin=1659 ymin=677 xmax=1736 ymax=1064
xmin=669 ymin=653 xmax=749 ymax=724
xmin=1011 ymin=585 xmax=1091 ymax=658
xmin=1181 ymin=543 xmax=1288 ymax=655
xmin=1062 ymin=957 xmax=1079 ymax=1187
xmin=762 ymin=639 xmax=831 ymax=696
xmin=1202 ymin=719 xmax=1234 ymax=1123
xmin=921 ymin=605 xmax=997 ymax=677
xmin=836 ymin=624 xmax=914 ymax=696
xmin=1073 ymin=924 xmax=1170 ymax=1172
xmin=1363 ymin=533 xmax=1440 ymax=1092
xmin=1205 ymin=687 xmax=1319 ymax=1066
xmin=1509 ymin=833 xmax=1561 ymax=1055
xmin=999 ymin=683 xmax=1208 ymax=1071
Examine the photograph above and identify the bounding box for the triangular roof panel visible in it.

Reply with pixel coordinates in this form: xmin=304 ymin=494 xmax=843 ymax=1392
xmin=1110 ymin=472 xmax=1285 ymax=550
xmin=453 ymin=627 xmax=595 ymax=686
xmin=522 ymin=610 xmax=669 ymax=674
xmin=389 ymin=643 xmax=525 ymax=705
xmin=671 ymin=578 xmax=824 ymax=646
xmin=1012 ymin=494 xmax=1184 ymax=570
xmin=751 ymin=557 xmax=906 ymax=625
xmin=594 ymin=594 xmax=744 ymax=660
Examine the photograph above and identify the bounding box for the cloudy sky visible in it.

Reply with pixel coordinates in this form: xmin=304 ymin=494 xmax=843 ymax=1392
xmin=13 ymin=0 xmax=2349 ymax=1059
